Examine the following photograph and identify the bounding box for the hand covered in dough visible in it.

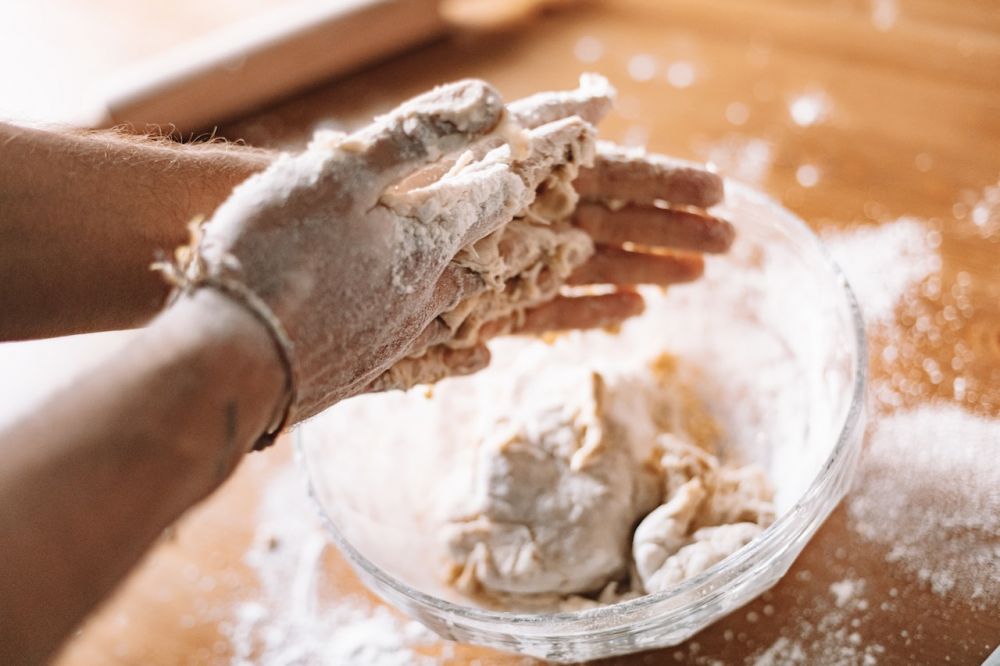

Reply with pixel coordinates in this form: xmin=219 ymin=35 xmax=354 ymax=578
xmin=370 ymin=76 xmax=734 ymax=392
xmin=162 ymin=79 xmax=592 ymax=432
xmin=500 ymin=80 xmax=735 ymax=335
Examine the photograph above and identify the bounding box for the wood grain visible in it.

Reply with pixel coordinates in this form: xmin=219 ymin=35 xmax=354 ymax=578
xmin=1 ymin=0 xmax=994 ymax=663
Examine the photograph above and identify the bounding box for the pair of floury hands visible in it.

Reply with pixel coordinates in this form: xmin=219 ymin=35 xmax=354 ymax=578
xmin=170 ymin=75 xmax=734 ymax=438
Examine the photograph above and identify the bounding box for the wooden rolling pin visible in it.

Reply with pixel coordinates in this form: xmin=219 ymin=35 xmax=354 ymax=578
xmin=89 ymin=0 xmax=574 ymax=133
xmin=91 ymin=0 xmax=449 ymax=132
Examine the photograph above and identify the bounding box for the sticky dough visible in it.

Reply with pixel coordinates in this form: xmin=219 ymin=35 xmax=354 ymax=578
xmin=372 ymin=119 xmax=596 ymax=392
xmin=440 ymin=353 xmax=775 ymax=609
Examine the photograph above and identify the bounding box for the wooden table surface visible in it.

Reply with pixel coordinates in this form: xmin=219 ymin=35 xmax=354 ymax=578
xmin=2 ymin=0 xmax=997 ymax=663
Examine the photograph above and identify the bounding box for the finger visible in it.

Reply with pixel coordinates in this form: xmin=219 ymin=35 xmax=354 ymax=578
xmin=385 ymin=117 xmax=596 ymax=250
xmin=503 ymin=116 xmax=596 ymax=206
xmin=402 ymin=266 xmax=488 ymax=358
xmin=462 ymin=116 xmax=597 ymax=247
xmin=390 ymin=74 xmax=612 ymax=194
xmin=574 ymin=202 xmax=735 ymax=253
xmin=405 ymin=319 xmax=453 ymax=358
xmin=515 ymin=291 xmax=645 ymax=334
xmin=508 ymin=73 xmax=615 ymax=129
xmin=567 ymin=246 xmax=704 ymax=286
xmin=347 ymin=79 xmax=505 ymax=190
xmin=367 ymin=344 xmax=492 ymax=393
xmin=456 ymin=116 xmax=597 ymax=249
xmin=441 ymin=344 xmax=492 ymax=378
xmin=575 ymin=141 xmax=724 ymax=209
xmin=430 ymin=264 xmax=488 ymax=315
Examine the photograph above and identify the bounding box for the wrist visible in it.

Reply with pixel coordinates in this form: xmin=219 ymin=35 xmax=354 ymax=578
xmin=152 ymin=288 xmax=288 ymax=479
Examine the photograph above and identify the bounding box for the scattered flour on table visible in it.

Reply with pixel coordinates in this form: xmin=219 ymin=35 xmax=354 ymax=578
xmin=787 ymin=90 xmax=831 ymax=128
xmin=825 ymin=216 xmax=999 ymax=604
xmin=822 ymin=218 xmax=940 ymax=325
xmin=822 ymin=217 xmax=975 ymax=411
xmin=848 ymin=404 xmax=1000 ymax=605
xmin=751 ymin=580 xmax=884 ymax=665
xmin=870 ymin=0 xmax=899 ymax=32
xmin=694 ymin=135 xmax=773 ymax=187
xmin=957 ymin=177 xmax=1000 ymax=237
xmin=829 ymin=578 xmax=864 ymax=609
xmin=226 ymin=467 xmax=438 ymax=666
xmin=748 ymin=214 xmax=998 ymax=664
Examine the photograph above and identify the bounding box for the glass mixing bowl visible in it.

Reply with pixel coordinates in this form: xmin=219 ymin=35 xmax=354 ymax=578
xmin=296 ymin=180 xmax=867 ymax=662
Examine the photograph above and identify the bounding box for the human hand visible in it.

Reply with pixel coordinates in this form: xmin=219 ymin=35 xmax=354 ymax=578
xmin=159 ymin=79 xmax=602 ymax=437
xmin=371 ymin=78 xmax=733 ymax=391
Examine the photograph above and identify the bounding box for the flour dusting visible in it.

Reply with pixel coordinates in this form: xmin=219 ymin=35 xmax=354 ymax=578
xmin=823 ymin=218 xmax=940 ymax=324
xmin=752 ymin=581 xmax=884 ymax=665
xmin=829 ymin=578 xmax=864 ymax=609
xmin=848 ymin=404 xmax=1000 ymax=606
xmin=957 ymin=177 xmax=1000 ymax=237
xmin=226 ymin=468 xmax=437 ymax=665
xmin=695 ymin=135 xmax=773 ymax=187
xmin=824 ymin=213 xmax=1000 ymax=605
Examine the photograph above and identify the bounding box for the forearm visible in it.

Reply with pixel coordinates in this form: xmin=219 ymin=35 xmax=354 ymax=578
xmin=0 ymin=289 xmax=284 ymax=665
xmin=0 ymin=122 xmax=271 ymax=340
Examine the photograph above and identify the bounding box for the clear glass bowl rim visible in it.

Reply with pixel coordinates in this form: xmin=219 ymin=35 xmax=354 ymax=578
xmin=295 ymin=179 xmax=868 ymax=635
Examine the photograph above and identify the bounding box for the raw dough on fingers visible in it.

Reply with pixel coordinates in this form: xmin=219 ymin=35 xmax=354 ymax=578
xmin=374 ymin=82 xmax=612 ymax=390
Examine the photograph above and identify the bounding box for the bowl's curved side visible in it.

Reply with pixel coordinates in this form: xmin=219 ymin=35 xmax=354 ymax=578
xmin=296 ymin=179 xmax=869 ymax=661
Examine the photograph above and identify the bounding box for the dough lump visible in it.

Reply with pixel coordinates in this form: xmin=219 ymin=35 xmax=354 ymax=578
xmin=442 ymin=368 xmax=661 ymax=596
xmin=441 ymin=354 xmax=775 ymax=608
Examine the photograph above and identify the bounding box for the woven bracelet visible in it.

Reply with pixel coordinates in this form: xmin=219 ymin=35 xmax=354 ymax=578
xmin=200 ymin=277 xmax=297 ymax=452
xmin=153 ymin=237 xmax=297 ymax=452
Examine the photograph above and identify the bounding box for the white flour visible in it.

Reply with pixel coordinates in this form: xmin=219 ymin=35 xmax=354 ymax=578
xmin=823 ymin=218 xmax=940 ymax=325
xmin=824 ymin=217 xmax=952 ymax=412
xmin=225 ymin=181 xmax=997 ymax=660
xmin=747 ymin=209 xmax=999 ymax=662
xmin=695 ymin=135 xmax=774 ymax=187
xmin=825 ymin=216 xmax=999 ymax=606
xmin=870 ymin=0 xmax=899 ymax=32
xmin=788 ymin=90 xmax=831 ymax=128
xmin=752 ymin=580 xmax=884 ymax=665
xmin=958 ymin=177 xmax=1000 ymax=237
xmin=829 ymin=578 xmax=864 ymax=609
xmin=227 ymin=467 xmax=438 ymax=666
xmin=848 ymin=404 xmax=1000 ymax=606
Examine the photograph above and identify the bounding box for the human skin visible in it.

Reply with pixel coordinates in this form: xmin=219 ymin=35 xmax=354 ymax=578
xmin=0 ymin=289 xmax=285 ymax=665
xmin=0 ymin=88 xmax=728 ymax=663
xmin=0 ymin=122 xmax=271 ymax=339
